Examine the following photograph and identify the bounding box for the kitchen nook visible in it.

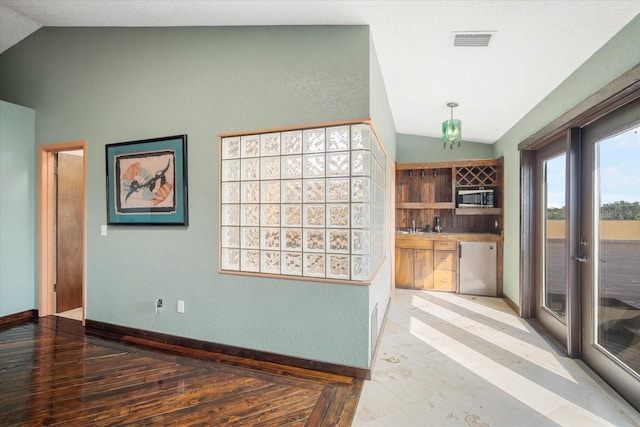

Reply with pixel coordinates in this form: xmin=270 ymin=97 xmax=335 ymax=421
xmin=395 ymin=158 xmax=503 ymax=296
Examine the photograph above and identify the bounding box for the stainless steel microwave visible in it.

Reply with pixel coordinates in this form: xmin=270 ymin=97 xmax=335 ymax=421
xmin=457 ymin=188 xmax=495 ymax=208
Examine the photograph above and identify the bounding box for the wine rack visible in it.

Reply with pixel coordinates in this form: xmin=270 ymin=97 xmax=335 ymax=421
xmin=455 ymin=165 xmax=498 ymax=187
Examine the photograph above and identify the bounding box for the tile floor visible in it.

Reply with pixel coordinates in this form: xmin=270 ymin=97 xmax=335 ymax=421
xmin=353 ymin=289 xmax=640 ymax=426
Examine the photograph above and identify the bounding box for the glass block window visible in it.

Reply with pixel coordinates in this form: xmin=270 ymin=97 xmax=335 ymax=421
xmin=220 ymin=122 xmax=386 ymax=282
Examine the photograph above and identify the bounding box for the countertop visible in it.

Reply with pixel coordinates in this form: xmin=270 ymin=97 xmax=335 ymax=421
xmin=396 ymin=231 xmax=503 ymax=242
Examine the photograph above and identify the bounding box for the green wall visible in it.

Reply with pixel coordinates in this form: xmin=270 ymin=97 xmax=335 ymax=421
xmin=493 ymin=15 xmax=640 ymax=303
xmin=0 ymin=101 xmax=35 ymax=316
xmin=3 ymin=15 xmax=637 ymax=364
xmin=397 ymin=133 xmax=494 ymax=163
xmin=0 ymin=26 xmax=389 ymax=368
xmin=367 ymin=35 xmax=396 ymax=353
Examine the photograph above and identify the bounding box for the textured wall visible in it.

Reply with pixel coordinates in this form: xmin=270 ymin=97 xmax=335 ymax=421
xmin=0 ymin=101 xmax=35 ymax=316
xmin=396 ymin=133 xmax=494 ymax=163
xmin=0 ymin=26 xmax=380 ymax=368
xmin=492 ymin=15 xmax=640 ymax=304
xmin=367 ymin=35 xmax=396 ymax=356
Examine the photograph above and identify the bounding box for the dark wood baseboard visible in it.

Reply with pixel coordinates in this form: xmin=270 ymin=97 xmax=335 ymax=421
xmin=85 ymin=319 xmax=371 ymax=380
xmin=0 ymin=309 xmax=38 ymax=330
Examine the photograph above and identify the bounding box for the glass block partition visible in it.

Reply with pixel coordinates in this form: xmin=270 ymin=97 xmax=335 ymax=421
xmin=219 ymin=122 xmax=386 ymax=282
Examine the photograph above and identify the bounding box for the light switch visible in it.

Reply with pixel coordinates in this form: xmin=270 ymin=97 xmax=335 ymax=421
xmin=100 ymin=225 xmax=107 ymax=236
xmin=177 ymin=300 xmax=185 ymax=313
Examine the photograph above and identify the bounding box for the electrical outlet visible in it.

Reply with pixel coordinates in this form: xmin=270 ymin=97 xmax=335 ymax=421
xmin=155 ymin=298 xmax=163 ymax=314
xmin=177 ymin=300 xmax=184 ymax=314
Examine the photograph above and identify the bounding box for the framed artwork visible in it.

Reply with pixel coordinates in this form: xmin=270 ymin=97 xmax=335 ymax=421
xmin=106 ymin=135 xmax=188 ymax=225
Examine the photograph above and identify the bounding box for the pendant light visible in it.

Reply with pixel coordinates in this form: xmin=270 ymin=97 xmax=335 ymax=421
xmin=442 ymin=102 xmax=462 ymax=149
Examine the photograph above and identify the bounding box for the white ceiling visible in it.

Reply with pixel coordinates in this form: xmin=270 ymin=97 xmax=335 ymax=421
xmin=1 ymin=1 xmax=639 ymax=143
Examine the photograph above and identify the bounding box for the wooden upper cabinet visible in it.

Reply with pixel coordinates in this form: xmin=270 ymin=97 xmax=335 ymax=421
xmin=396 ymin=166 xmax=454 ymax=208
xmin=453 ymin=159 xmax=503 ymax=216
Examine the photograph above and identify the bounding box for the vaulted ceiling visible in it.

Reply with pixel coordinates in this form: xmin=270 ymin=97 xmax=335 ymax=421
xmin=1 ymin=1 xmax=639 ymax=143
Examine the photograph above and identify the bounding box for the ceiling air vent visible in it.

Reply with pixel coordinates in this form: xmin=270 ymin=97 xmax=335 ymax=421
xmin=452 ymin=31 xmax=495 ymax=47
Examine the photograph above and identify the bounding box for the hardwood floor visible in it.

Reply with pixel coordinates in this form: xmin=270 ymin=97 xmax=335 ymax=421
xmin=0 ymin=316 xmax=362 ymax=426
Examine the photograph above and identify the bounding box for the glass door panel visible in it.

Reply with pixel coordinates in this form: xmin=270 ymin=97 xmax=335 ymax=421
xmin=594 ymin=128 xmax=640 ymax=376
xmin=544 ymin=154 xmax=567 ymax=320
xmin=582 ymin=108 xmax=640 ymax=409
xmin=535 ymin=141 xmax=569 ymax=345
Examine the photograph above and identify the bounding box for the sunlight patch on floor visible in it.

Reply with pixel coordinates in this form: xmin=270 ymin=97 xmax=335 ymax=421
xmin=423 ymin=291 xmax=530 ymax=332
xmin=409 ymin=316 xmax=614 ymax=426
xmin=411 ymin=298 xmax=577 ymax=382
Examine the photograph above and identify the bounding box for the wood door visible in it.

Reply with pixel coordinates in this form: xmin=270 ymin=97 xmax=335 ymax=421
xmin=413 ymin=249 xmax=433 ymax=289
xmin=56 ymin=152 xmax=83 ymax=312
xmin=395 ymin=247 xmax=414 ymax=288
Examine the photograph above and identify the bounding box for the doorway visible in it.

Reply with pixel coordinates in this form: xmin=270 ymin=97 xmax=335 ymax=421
xmin=525 ymin=98 xmax=640 ymax=410
xmin=38 ymin=141 xmax=86 ymax=323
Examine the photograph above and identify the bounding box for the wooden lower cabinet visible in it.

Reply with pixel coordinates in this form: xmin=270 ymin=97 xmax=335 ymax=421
xmin=433 ymin=270 xmax=456 ymax=291
xmin=396 ymin=237 xmax=458 ymax=292
xmin=395 ymin=238 xmax=435 ymax=290
xmin=395 ymin=247 xmax=434 ymax=289
xmin=395 ymin=247 xmax=413 ymax=288
xmin=413 ymin=249 xmax=434 ymax=289
xmin=434 ymin=249 xmax=456 ymax=270
xmin=433 ymin=241 xmax=458 ymax=292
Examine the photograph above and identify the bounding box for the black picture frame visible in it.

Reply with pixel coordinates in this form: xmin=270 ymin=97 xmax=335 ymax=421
xmin=106 ymin=135 xmax=188 ymax=225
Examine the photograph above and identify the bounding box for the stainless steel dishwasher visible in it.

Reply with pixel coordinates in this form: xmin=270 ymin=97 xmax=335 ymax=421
xmin=459 ymin=242 xmax=497 ymax=296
